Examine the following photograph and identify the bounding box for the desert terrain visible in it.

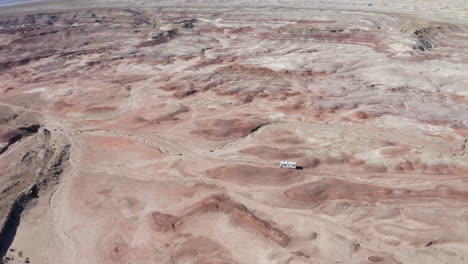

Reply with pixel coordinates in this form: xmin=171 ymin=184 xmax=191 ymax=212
xmin=1 ymin=0 xmax=468 ymax=263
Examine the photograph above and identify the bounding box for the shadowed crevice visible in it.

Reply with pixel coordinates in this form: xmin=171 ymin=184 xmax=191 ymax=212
xmin=0 ymin=185 xmax=38 ymax=262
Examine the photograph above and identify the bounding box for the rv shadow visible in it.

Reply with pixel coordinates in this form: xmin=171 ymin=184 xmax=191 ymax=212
xmin=295 ymin=166 xmax=303 ymax=170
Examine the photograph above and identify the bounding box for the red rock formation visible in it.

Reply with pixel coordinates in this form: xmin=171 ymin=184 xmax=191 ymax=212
xmin=174 ymin=195 xmax=291 ymax=248
xmin=151 ymin=211 xmax=180 ymax=232
xmin=285 ymin=178 xmax=468 ymax=204
xmin=192 ymin=118 xmax=269 ymax=141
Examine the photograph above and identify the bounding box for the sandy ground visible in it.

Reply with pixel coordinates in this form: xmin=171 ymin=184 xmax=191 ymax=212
xmin=1 ymin=1 xmax=468 ymax=264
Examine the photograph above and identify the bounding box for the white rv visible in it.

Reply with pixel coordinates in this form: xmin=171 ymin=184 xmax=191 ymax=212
xmin=279 ymin=161 xmax=297 ymax=169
